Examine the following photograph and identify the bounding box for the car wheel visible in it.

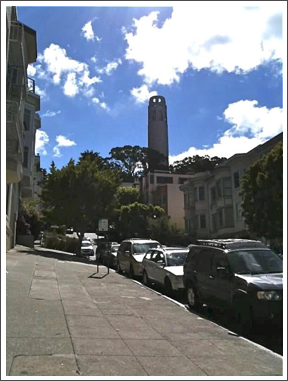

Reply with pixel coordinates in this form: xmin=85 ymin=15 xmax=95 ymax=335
xmin=186 ymin=285 xmax=200 ymax=310
xmin=164 ymin=277 xmax=174 ymax=297
xmin=117 ymin=261 xmax=123 ymax=274
xmin=143 ymin=270 xmax=150 ymax=286
xmin=128 ymin=264 xmax=134 ymax=278
xmin=234 ymin=297 xmax=253 ymax=335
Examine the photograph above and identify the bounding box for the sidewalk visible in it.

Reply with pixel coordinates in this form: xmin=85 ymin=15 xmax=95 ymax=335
xmin=6 ymin=245 xmax=283 ymax=377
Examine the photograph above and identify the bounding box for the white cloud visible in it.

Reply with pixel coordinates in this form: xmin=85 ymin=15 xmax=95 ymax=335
xmin=34 ymin=44 xmax=101 ymax=98
xmin=83 ymin=87 xmax=95 ymax=98
xmin=55 ymin=135 xmax=76 ymax=147
xmin=53 ymin=146 xmax=62 ymax=158
xmin=97 ymin=59 xmax=122 ymax=75
xmin=92 ymin=97 xmax=110 ymax=111
xmin=35 ymin=130 xmax=49 ymax=155
xmin=42 ymin=110 xmax=61 ymax=118
xmin=169 ymin=100 xmax=283 ymax=163
xmin=130 ymin=84 xmax=157 ymax=103
xmin=82 ymin=20 xmax=102 ymax=42
xmin=53 ymin=135 xmax=76 ymax=158
xmin=27 ymin=64 xmax=36 ymax=77
xmin=64 ymin=72 xmax=79 ymax=97
xmin=35 ymin=85 xmax=48 ymax=101
xmin=91 ymin=56 xmax=97 ymax=63
xmin=82 ymin=21 xmax=95 ymax=41
xmin=124 ymin=5 xmax=283 ymax=85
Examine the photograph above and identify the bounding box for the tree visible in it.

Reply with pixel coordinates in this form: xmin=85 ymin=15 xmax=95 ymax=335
xmin=115 ymin=186 xmax=141 ymax=206
xmin=170 ymin=155 xmax=227 ymax=174
xmin=109 ymin=145 xmax=167 ymax=180
xmin=241 ymin=142 xmax=283 ymax=240
xmin=114 ymin=202 xmax=165 ymax=239
xmin=78 ymin=150 xmax=121 ymax=171
xmin=16 ymin=198 xmax=43 ymax=238
xmin=41 ymin=156 xmax=121 ymax=254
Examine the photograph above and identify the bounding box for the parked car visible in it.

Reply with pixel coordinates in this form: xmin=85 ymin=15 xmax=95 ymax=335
xmin=102 ymin=244 xmax=120 ymax=268
xmin=117 ymin=238 xmax=162 ymax=277
xmin=80 ymin=240 xmax=95 ymax=258
xmin=183 ymin=239 xmax=283 ymax=332
xmin=66 ymin=227 xmax=74 ymax=234
xmin=142 ymin=247 xmax=189 ymax=293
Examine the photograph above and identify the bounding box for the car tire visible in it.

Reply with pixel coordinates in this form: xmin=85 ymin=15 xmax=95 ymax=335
xmin=186 ymin=284 xmax=200 ymax=310
xmin=234 ymin=297 xmax=253 ymax=335
xmin=143 ymin=270 xmax=150 ymax=286
xmin=117 ymin=261 xmax=123 ymax=274
xmin=128 ymin=264 xmax=134 ymax=278
xmin=164 ymin=277 xmax=174 ymax=297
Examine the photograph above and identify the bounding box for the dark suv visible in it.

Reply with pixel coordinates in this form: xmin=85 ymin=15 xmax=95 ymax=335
xmin=183 ymin=239 xmax=283 ymax=330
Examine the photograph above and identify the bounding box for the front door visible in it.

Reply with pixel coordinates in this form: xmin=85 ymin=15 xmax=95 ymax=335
xmin=211 ymin=251 xmax=232 ymax=308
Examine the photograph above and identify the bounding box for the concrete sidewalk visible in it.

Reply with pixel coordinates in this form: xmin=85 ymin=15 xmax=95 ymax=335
xmin=6 ymin=245 xmax=283 ymax=377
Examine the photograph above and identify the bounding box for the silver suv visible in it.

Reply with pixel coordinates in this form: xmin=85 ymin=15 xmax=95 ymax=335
xmin=117 ymin=238 xmax=161 ymax=277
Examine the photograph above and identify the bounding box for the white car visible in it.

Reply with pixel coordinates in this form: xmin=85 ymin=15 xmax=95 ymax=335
xmin=80 ymin=240 xmax=95 ymax=258
xmin=142 ymin=247 xmax=189 ymax=292
xmin=116 ymin=239 xmax=162 ymax=277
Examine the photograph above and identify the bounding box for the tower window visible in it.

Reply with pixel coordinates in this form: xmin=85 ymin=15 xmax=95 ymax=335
xmin=158 ymin=98 xmax=161 ymax=102
xmin=152 ymin=110 xmax=156 ymax=121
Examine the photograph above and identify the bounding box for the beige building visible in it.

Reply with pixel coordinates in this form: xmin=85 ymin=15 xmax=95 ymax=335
xmin=140 ymin=170 xmax=195 ymax=229
xmin=6 ymin=6 xmax=41 ymax=250
xmin=180 ymin=133 xmax=283 ymax=239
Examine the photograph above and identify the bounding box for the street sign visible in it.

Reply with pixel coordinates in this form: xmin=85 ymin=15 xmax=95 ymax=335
xmin=98 ymin=219 xmax=109 ymax=232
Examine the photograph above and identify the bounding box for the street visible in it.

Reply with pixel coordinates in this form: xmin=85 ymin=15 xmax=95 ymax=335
xmin=6 ymin=245 xmax=283 ymax=377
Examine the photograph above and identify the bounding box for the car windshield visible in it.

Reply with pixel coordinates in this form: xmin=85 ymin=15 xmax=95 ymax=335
xmin=228 ymin=250 xmax=283 ymax=275
xmin=133 ymin=242 xmax=160 ymax=254
xmin=111 ymin=245 xmax=120 ymax=252
xmin=166 ymin=251 xmax=188 ymax=266
xmin=82 ymin=242 xmax=91 ymax=247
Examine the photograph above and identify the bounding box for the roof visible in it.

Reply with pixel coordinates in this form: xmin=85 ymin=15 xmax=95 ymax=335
xmin=194 ymin=239 xmax=267 ymax=251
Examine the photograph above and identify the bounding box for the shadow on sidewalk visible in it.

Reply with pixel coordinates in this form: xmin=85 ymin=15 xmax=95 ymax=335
xmin=14 ymin=245 xmax=97 ymax=266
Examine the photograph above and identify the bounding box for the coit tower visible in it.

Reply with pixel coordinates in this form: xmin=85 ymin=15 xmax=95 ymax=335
xmin=148 ymin=95 xmax=169 ymax=169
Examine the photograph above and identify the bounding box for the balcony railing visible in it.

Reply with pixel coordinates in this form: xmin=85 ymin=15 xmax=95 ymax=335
xmin=9 ymin=22 xmax=28 ymax=67
xmin=7 ymin=65 xmax=27 ymax=102
xmin=6 ymin=100 xmax=25 ymax=156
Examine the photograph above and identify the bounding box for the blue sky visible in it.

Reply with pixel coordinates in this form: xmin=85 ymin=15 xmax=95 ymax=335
xmin=17 ymin=4 xmax=284 ymax=171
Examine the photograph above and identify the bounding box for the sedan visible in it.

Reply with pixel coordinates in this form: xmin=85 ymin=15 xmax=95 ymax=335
xmin=102 ymin=244 xmax=120 ymax=268
xmin=81 ymin=240 xmax=95 ymax=259
xmin=142 ymin=247 xmax=189 ymax=293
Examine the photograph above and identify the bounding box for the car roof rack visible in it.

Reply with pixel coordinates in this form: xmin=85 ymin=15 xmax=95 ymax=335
xmin=195 ymin=239 xmax=267 ymax=250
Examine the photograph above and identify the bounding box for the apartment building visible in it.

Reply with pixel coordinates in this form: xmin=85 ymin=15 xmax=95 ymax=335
xmin=140 ymin=170 xmax=195 ymax=229
xmin=180 ymin=133 xmax=283 ymax=239
xmin=6 ymin=6 xmax=41 ymax=250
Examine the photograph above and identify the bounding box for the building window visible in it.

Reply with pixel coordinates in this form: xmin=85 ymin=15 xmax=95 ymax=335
xmin=199 ymin=214 xmax=206 ymax=229
xmin=188 ymin=193 xmax=193 ymax=206
xmin=178 ymin=177 xmax=188 ymax=185
xmin=24 ymin=109 xmax=31 ymax=131
xmin=194 ymin=215 xmax=199 ymax=230
xmin=150 ymin=174 xmax=154 ymax=184
xmin=224 ymin=207 xmax=234 ymax=227
xmin=223 ymin=177 xmax=232 ymax=197
xmin=218 ymin=209 xmax=223 ymax=227
xmin=184 ymin=194 xmax=187 ymax=208
xmin=156 ymin=176 xmax=173 ymax=184
xmin=199 ymin=186 xmax=205 ymax=201
xmin=236 ymin=203 xmax=243 ymax=220
xmin=211 ymin=187 xmax=216 ymax=204
xmin=185 ymin=219 xmax=188 ymax=232
xmin=212 ymin=213 xmax=218 ymax=232
xmin=234 ymin=171 xmax=240 ymax=188
xmin=23 ymin=147 xmax=29 ymax=168
xmin=162 ymin=194 xmax=167 ymax=205
xmin=194 ymin=187 xmax=198 ymax=201
xmin=216 ymin=180 xmax=222 ymax=198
